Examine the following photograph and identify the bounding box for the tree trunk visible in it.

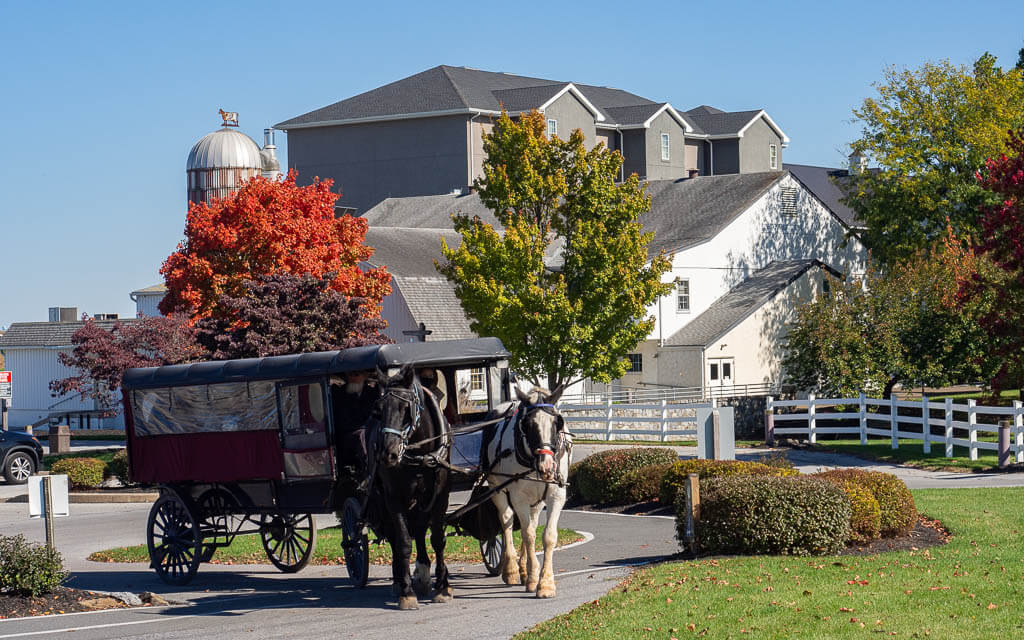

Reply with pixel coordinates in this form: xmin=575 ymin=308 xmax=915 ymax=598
xmin=882 ymin=376 xmax=899 ymax=400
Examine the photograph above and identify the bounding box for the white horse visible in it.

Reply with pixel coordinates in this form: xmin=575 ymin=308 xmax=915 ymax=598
xmin=484 ymin=387 xmax=571 ymax=598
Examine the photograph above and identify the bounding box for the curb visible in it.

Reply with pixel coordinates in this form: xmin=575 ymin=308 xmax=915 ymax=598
xmin=2 ymin=492 xmax=158 ymax=504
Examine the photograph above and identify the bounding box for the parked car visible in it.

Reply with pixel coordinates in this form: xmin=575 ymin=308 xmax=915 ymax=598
xmin=1 ymin=430 xmax=44 ymax=484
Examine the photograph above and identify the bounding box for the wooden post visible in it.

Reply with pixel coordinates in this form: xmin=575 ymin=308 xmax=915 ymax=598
xmin=660 ymin=399 xmax=668 ymax=442
xmin=605 ymin=397 xmax=614 ymax=441
xmin=1015 ymin=400 xmax=1023 ymax=464
xmin=765 ymin=396 xmax=775 ymax=446
xmin=858 ymin=392 xmax=867 ymax=446
xmin=944 ymin=398 xmax=954 ymax=458
xmin=684 ymin=473 xmax=701 ymax=554
xmin=890 ymin=397 xmax=898 ymax=450
xmin=998 ymin=420 xmax=1011 ymax=469
xmin=808 ymin=392 xmax=816 ymax=444
xmin=968 ymin=399 xmax=978 ymax=461
xmin=921 ymin=395 xmax=931 ymax=454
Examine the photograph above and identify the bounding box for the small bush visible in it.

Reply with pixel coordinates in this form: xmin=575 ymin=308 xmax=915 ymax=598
xmin=619 ymin=462 xmax=674 ymax=503
xmin=105 ymin=450 xmax=130 ymax=485
xmin=756 ymin=450 xmax=797 ymax=471
xmin=566 ymin=461 xmax=583 ymax=500
xmin=50 ymin=457 xmax=106 ymax=489
xmin=0 ymin=535 xmax=69 ymax=597
xmin=825 ymin=480 xmax=881 ymax=543
xmin=660 ymin=459 xmax=799 ymax=505
xmin=812 ymin=469 xmax=916 ymax=537
xmin=574 ymin=448 xmax=679 ymax=504
xmin=682 ymin=476 xmax=850 ymax=556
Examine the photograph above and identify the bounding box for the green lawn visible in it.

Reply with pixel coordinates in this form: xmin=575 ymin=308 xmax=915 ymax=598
xmin=809 ymin=438 xmax=1017 ymax=473
xmin=42 ymin=448 xmax=120 ymax=470
xmin=89 ymin=525 xmax=582 ymax=566
xmin=518 ymin=488 xmax=1024 ymax=639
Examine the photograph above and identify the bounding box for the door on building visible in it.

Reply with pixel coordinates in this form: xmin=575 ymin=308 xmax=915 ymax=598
xmin=707 ymin=358 xmax=735 ymax=394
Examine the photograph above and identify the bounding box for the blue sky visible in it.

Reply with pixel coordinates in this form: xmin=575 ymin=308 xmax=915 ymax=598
xmin=0 ymin=0 xmax=1021 ymax=330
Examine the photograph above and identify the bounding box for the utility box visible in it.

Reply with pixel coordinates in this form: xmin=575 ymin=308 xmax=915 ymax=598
xmin=49 ymin=424 xmax=71 ymax=454
xmin=696 ymin=407 xmax=735 ymax=460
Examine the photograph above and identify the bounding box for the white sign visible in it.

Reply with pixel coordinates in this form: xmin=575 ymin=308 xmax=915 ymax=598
xmin=28 ymin=475 xmax=70 ymax=518
xmin=0 ymin=370 xmax=11 ymax=401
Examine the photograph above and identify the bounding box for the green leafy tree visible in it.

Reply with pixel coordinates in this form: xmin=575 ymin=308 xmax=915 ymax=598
xmin=845 ymin=54 xmax=1024 ymax=265
xmin=438 ymin=111 xmax=671 ymax=392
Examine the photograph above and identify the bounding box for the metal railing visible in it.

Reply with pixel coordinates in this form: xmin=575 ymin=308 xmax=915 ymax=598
xmin=561 ymin=382 xmax=778 ymax=405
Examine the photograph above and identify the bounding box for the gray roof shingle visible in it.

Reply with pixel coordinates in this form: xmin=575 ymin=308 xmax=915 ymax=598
xmin=783 ymin=164 xmax=860 ymax=228
xmin=393 ymin=276 xmax=475 ymax=341
xmin=361 ymin=192 xmax=499 ymax=229
xmin=0 ymin=320 xmax=138 ymax=348
xmin=664 ymin=260 xmax=832 ymax=347
xmin=492 ymin=84 xmax=567 ymax=113
xmin=364 ymin=227 xmax=463 ymax=277
xmin=684 ymin=108 xmax=762 ymax=136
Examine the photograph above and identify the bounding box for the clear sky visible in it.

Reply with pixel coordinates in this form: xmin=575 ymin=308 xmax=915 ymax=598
xmin=0 ymin=0 xmax=1021 ymax=330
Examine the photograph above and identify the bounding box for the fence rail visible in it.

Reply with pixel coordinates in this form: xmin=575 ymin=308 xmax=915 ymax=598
xmin=766 ymin=393 xmax=1024 ymax=466
xmin=559 ymin=398 xmax=714 ymax=441
xmin=561 ymin=382 xmax=777 ymax=405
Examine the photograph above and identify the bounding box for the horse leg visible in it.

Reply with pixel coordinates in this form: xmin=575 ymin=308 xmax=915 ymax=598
xmin=492 ymin=489 xmax=520 ymax=585
xmin=536 ymin=487 xmax=566 ymax=598
xmin=390 ymin=513 xmax=418 ymax=610
xmin=515 ymin=498 xmax=544 ymax=593
xmin=412 ymin=523 xmax=431 ymax=597
xmin=430 ymin=515 xmax=452 ymax=602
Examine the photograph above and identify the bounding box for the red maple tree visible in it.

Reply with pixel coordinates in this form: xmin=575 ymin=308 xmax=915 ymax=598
xmin=159 ymin=170 xmax=391 ymax=320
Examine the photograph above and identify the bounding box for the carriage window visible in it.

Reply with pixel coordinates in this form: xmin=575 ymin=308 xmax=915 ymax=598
xmin=455 ymin=368 xmax=489 ymax=413
xmin=131 ymin=381 xmax=278 ymax=437
xmin=278 ymin=382 xmax=329 ymax=451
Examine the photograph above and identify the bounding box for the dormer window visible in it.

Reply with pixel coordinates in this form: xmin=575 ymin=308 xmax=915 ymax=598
xmin=547 ymin=119 xmax=558 ymax=138
xmin=661 ymin=133 xmax=671 ymax=161
xmin=769 ymin=143 xmax=778 ymax=169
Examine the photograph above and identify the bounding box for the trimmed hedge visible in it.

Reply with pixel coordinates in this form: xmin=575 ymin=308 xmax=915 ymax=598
xmin=660 ymin=459 xmax=799 ymax=505
xmin=619 ymin=462 xmax=675 ymax=503
xmin=50 ymin=457 xmax=106 ymax=489
xmin=574 ymin=448 xmax=679 ymax=504
xmin=812 ymin=469 xmax=916 ymax=537
xmin=682 ymin=476 xmax=851 ymax=556
xmin=0 ymin=534 xmax=68 ymax=597
xmin=105 ymin=450 xmax=130 ymax=485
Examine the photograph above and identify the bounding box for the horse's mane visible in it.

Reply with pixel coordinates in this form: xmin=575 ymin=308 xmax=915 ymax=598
xmin=521 ymin=387 xmax=552 ymax=405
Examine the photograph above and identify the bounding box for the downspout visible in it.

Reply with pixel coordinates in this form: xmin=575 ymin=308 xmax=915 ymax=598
xmin=617 ymin=129 xmax=624 ymax=182
xmin=468 ymin=113 xmax=480 ymax=186
xmin=708 ymin=139 xmax=714 ymax=176
xmin=658 ymin=295 xmax=664 ymax=347
xmin=700 ymin=346 xmax=706 ymax=398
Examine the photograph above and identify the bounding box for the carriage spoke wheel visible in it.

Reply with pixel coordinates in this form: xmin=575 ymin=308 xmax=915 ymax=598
xmin=197 ymin=488 xmax=241 ymax=563
xmin=480 ymin=534 xmax=504 ymax=577
xmin=147 ymin=493 xmax=202 ymax=586
xmin=260 ymin=513 xmax=316 ymax=573
xmin=341 ymin=497 xmax=369 ymax=588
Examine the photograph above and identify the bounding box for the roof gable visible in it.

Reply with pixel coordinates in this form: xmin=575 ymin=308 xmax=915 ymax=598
xmin=0 ymin=319 xmax=139 ymax=349
xmin=783 ymin=163 xmax=860 ymax=228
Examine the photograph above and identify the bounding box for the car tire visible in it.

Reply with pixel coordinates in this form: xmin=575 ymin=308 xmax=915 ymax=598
xmin=3 ymin=451 xmax=35 ymax=484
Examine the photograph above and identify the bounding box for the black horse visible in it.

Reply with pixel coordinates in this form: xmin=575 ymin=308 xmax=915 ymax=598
xmin=368 ymin=365 xmax=453 ymax=610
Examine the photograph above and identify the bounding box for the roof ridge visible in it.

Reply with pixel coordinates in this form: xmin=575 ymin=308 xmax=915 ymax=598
xmin=439 ymin=66 xmax=472 ymax=110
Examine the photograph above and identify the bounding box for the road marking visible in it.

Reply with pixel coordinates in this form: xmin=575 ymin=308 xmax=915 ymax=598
xmin=0 ymin=615 xmax=190 ymax=639
xmin=0 ymin=605 xmax=172 ymax=624
xmin=557 ymin=560 xmax=657 ymax=578
xmin=563 ymin=509 xmax=674 ymax=520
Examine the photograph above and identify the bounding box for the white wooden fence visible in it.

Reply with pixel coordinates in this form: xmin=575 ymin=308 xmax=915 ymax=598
xmin=767 ymin=393 xmax=1024 ymax=464
xmin=559 ymin=398 xmax=714 ymax=441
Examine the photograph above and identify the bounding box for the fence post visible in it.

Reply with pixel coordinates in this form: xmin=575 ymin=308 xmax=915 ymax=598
xmin=921 ymin=394 xmax=931 ymax=454
xmin=1015 ymin=400 xmax=1023 ymax=464
xmin=765 ymin=396 xmax=775 ymax=446
xmin=808 ymin=392 xmax=816 ymax=444
xmin=889 ymin=397 xmax=898 ymax=449
xmin=604 ymin=397 xmax=614 ymax=441
xmin=944 ymin=398 xmax=954 ymax=458
xmin=967 ymin=399 xmax=978 ymax=461
xmin=859 ymin=392 xmax=867 ymax=445
xmin=998 ymin=420 xmax=1011 ymax=469
xmin=660 ymin=399 xmax=668 ymax=442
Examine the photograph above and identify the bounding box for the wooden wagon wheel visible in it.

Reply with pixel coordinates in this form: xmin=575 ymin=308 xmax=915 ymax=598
xmin=147 ymin=493 xmax=202 ymax=585
xmin=479 ymin=534 xmax=504 ymax=576
xmin=259 ymin=512 xmax=316 ymax=573
xmin=197 ymin=488 xmax=241 ymax=562
xmin=341 ymin=497 xmax=369 ymax=588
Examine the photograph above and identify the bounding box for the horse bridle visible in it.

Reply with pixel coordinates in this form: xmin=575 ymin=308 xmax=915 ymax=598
xmin=516 ymin=403 xmax=566 ymax=469
xmin=376 ymin=384 xmax=424 ymax=462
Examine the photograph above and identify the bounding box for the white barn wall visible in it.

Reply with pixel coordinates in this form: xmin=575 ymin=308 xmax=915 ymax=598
xmin=380 ymin=280 xmax=418 ymax=343
xmin=135 ymin=293 xmax=164 ymax=318
xmin=1 ymin=347 xmax=93 ymax=428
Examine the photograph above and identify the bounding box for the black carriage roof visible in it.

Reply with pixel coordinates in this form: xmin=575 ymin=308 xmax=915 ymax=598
xmin=121 ymin=338 xmax=510 ymax=391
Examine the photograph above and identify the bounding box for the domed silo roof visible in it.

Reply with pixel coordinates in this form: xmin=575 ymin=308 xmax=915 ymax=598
xmin=186 ymin=127 xmax=263 ymax=171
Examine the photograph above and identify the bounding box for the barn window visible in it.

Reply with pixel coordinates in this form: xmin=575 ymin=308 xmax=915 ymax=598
xmin=780 ymin=186 xmax=799 ymax=216
xmin=770 ymin=143 xmax=778 ymax=169
xmin=677 ymin=279 xmax=690 ymax=313
xmin=625 ymin=354 xmax=643 ymax=373
xmin=547 ymin=119 xmax=558 ymax=138
xmin=661 ymin=133 xmax=671 ymax=161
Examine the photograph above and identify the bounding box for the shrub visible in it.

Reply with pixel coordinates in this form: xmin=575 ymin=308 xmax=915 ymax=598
xmin=50 ymin=457 xmax=106 ymax=489
xmin=0 ymin=535 xmax=69 ymax=597
xmin=812 ymin=469 xmax=916 ymax=537
xmin=574 ymin=447 xmax=679 ymax=504
xmin=619 ymin=462 xmax=674 ymax=503
xmin=105 ymin=450 xmax=131 ymax=485
xmin=660 ymin=459 xmax=799 ymax=505
xmin=828 ymin=480 xmax=881 ymax=543
xmin=756 ymin=450 xmax=797 ymax=471
xmin=681 ymin=476 xmax=851 ymax=556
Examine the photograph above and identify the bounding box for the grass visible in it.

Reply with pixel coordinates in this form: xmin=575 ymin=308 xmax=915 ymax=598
xmin=518 ymin=487 xmax=1024 ymax=639
xmin=42 ymin=448 xmax=120 ymax=470
xmin=808 ymin=438 xmax=1017 ymax=473
xmin=88 ymin=525 xmax=583 ymax=566
xmin=575 ymin=440 xmax=764 ymax=449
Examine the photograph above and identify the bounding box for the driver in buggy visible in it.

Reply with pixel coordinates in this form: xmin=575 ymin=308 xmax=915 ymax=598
xmin=332 ymin=370 xmax=379 ymax=482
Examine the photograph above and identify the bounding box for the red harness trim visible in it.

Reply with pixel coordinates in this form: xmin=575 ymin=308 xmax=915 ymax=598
xmin=535 ymin=448 xmax=555 ymax=457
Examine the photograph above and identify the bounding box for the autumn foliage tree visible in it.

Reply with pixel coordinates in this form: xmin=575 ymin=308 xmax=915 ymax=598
xmin=160 ymin=170 xmax=391 ymax=320
xmin=50 ymin=315 xmax=201 ymax=414
xmin=195 ymin=273 xmax=391 ymax=360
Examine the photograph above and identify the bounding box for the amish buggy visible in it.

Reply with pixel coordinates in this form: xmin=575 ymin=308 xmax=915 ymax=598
xmin=121 ymin=337 xmax=571 ymax=603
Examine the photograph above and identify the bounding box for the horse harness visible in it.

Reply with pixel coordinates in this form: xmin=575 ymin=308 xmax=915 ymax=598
xmin=482 ymin=402 xmax=571 ymax=487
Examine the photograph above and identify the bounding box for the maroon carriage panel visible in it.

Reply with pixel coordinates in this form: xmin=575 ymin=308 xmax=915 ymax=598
xmin=129 ymin=430 xmax=283 ymax=484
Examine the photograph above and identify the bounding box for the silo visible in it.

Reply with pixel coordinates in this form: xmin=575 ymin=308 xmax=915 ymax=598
xmin=186 ymin=111 xmax=265 ymax=205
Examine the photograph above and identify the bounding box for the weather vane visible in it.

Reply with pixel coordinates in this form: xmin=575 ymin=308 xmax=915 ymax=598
xmin=218 ymin=109 xmax=239 ymax=127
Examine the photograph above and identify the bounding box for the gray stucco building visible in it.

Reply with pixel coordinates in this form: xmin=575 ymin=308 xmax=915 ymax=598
xmin=275 ymin=66 xmax=789 ymax=213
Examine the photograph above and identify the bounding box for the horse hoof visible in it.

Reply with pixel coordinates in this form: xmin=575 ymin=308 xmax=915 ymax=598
xmin=413 ymin=563 xmax=431 ymax=595
xmin=536 ymin=585 xmax=556 ymax=599
xmin=502 ymin=571 xmax=521 ymax=586
xmin=525 ymin=581 xmax=538 ymax=593
xmin=431 ymin=587 xmax=453 ymax=603
xmin=398 ymin=595 xmax=419 ymax=610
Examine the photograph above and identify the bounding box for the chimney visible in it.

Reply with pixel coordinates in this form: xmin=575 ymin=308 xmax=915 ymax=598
xmin=48 ymin=307 xmax=78 ymax=322
xmin=848 ymin=150 xmax=868 ymax=174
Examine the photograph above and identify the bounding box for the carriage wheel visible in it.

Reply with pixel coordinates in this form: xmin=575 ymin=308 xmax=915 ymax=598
xmin=480 ymin=534 xmax=504 ymax=577
xmin=341 ymin=497 xmax=369 ymax=588
xmin=197 ymin=488 xmax=241 ymax=562
xmin=259 ymin=513 xmax=316 ymax=573
xmin=147 ymin=493 xmax=202 ymax=586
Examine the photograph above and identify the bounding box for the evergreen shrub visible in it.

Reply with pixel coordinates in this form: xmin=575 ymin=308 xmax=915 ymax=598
xmin=574 ymin=447 xmax=679 ymax=504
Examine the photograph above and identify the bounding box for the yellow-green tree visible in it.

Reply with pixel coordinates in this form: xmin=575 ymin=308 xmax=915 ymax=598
xmin=438 ymin=111 xmax=671 ymax=392
xmin=845 ymin=53 xmax=1024 ymax=265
